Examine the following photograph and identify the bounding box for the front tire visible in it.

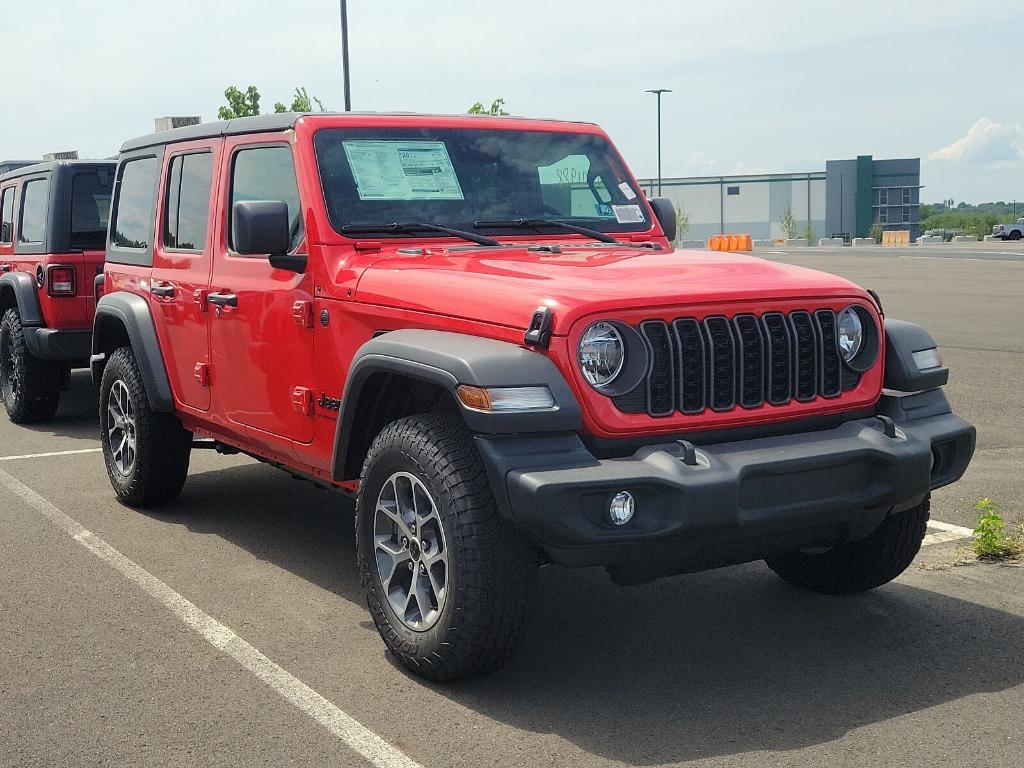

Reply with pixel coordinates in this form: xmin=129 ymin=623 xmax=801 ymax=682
xmin=356 ymin=413 xmax=538 ymax=682
xmin=99 ymin=346 xmax=192 ymax=507
xmin=765 ymin=498 xmax=930 ymax=594
xmin=0 ymin=308 xmax=62 ymax=423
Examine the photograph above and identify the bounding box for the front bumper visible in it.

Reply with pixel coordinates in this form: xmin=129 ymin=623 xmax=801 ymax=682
xmin=23 ymin=327 xmax=92 ymax=363
xmin=475 ymin=389 xmax=975 ymax=578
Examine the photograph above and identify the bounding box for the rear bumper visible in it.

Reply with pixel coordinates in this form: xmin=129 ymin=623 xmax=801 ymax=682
xmin=475 ymin=389 xmax=975 ymax=577
xmin=23 ymin=327 xmax=92 ymax=363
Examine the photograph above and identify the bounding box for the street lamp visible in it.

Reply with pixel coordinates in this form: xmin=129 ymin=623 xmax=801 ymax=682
xmin=339 ymin=0 xmax=352 ymax=111
xmin=645 ymin=88 xmax=672 ymax=196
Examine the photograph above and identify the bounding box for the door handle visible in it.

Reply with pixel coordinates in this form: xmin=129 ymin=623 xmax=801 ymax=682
xmin=207 ymin=292 xmax=238 ymax=308
xmin=151 ymin=282 xmax=176 ymax=299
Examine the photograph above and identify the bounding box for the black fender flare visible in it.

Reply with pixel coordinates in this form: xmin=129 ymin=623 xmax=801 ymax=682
xmin=331 ymin=329 xmax=582 ymax=481
xmin=91 ymin=292 xmax=174 ymax=412
xmin=0 ymin=271 xmax=44 ymax=326
xmin=884 ymin=318 xmax=949 ymax=392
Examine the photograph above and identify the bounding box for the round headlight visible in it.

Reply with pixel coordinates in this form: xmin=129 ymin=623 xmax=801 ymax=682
xmin=837 ymin=306 xmax=864 ymax=362
xmin=578 ymin=321 xmax=625 ymax=389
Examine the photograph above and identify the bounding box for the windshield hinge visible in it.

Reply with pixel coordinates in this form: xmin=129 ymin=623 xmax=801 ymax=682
xmin=524 ymin=306 xmax=553 ymax=349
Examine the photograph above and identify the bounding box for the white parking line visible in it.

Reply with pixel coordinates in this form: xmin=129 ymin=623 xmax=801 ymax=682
xmin=0 ymin=448 xmax=102 ymax=462
xmin=923 ymin=520 xmax=975 ymax=547
xmin=0 ymin=467 xmax=422 ymax=768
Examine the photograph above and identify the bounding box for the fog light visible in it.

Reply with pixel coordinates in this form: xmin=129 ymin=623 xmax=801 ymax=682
xmin=608 ymin=491 xmax=635 ymax=526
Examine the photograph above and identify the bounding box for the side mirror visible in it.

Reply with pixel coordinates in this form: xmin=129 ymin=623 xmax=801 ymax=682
xmin=649 ymin=197 xmax=677 ymax=243
xmin=232 ymin=200 xmax=306 ymax=273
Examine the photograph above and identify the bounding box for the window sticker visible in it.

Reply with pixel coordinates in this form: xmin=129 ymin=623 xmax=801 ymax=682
xmin=595 ymin=203 xmax=615 ymax=218
xmin=618 ymin=181 xmax=637 ymax=200
xmin=342 ymin=140 xmax=464 ymax=201
xmin=612 ymin=204 xmax=645 ymax=224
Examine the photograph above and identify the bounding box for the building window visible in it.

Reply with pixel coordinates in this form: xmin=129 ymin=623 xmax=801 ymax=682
xmin=902 ymin=207 xmax=910 ymax=223
xmin=902 ymin=187 xmax=911 ymax=204
xmin=879 ymin=208 xmax=888 ymax=224
xmin=878 ymin=189 xmax=887 ymax=205
xmin=726 ymin=186 xmax=740 ymax=196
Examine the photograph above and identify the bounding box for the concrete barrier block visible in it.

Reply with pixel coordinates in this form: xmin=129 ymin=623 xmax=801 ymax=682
xmin=753 ymin=239 xmax=775 ymax=247
xmin=916 ymin=235 xmax=943 ymax=245
xmin=983 ymin=235 xmax=999 ymax=242
xmin=785 ymin=238 xmax=808 ymax=247
xmin=851 ymin=238 xmax=877 ymax=247
xmin=678 ymin=240 xmax=705 ymax=249
xmin=818 ymin=237 xmax=845 ymax=246
xmin=952 ymin=235 xmax=978 ymax=243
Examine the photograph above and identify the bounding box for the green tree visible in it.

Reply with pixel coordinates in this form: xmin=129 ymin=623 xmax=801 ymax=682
xmin=674 ymin=203 xmax=691 ymax=244
xmin=217 ymin=85 xmax=261 ymax=119
xmin=468 ymin=98 xmax=509 ymax=116
xmin=803 ymin=221 xmax=815 ymax=243
xmin=274 ymin=86 xmax=326 ymax=114
xmin=779 ymin=204 xmax=798 ymax=239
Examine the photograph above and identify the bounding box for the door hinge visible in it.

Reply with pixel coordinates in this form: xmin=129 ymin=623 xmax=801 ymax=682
xmin=193 ymin=289 xmax=209 ymax=312
xmin=292 ymin=386 xmax=314 ymax=417
xmin=292 ymin=300 xmax=314 ymax=328
xmin=193 ymin=362 xmax=210 ymax=387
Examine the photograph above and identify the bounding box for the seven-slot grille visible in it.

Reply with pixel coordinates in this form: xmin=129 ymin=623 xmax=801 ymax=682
xmin=615 ymin=309 xmax=850 ymax=417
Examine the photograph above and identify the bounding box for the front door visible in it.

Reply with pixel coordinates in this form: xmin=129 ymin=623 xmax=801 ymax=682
xmin=208 ymin=138 xmax=315 ymax=444
xmin=150 ymin=142 xmax=218 ymax=411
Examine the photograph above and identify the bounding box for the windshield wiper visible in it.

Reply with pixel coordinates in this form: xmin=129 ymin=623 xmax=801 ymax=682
xmin=473 ymin=218 xmax=620 ymax=244
xmin=339 ymin=222 xmax=501 ymax=247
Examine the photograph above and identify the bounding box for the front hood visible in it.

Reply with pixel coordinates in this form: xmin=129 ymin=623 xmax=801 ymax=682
xmin=353 ymin=245 xmax=872 ymax=333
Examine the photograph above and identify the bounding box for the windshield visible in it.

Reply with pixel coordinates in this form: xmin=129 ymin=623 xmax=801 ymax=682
xmin=312 ymin=127 xmax=651 ymax=238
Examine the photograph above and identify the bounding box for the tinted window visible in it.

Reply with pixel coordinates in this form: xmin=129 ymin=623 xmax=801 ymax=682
xmin=71 ymin=170 xmax=113 ymax=250
xmin=112 ymin=157 xmax=159 ymax=249
xmin=164 ymin=153 xmax=213 ymax=250
xmin=312 ymin=127 xmax=650 ymax=238
xmin=0 ymin=188 xmax=13 ymax=243
xmin=19 ymin=179 xmax=49 ymax=243
xmin=230 ymin=146 xmax=303 ymax=252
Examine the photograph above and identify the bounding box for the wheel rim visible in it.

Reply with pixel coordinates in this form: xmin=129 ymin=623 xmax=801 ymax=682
xmin=373 ymin=471 xmax=449 ymax=631
xmin=0 ymin=325 xmax=21 ymax=402
xmin=106 ymin=380 xmax=137 ymax=477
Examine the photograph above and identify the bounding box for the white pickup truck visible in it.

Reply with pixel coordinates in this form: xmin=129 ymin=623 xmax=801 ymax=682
xmin=992 ymin=218 xmax=1024 ymax=240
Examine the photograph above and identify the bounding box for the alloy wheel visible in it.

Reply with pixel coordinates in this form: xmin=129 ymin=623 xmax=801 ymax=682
xmin=106 ymin=380 xmax=137 ymax=476
xmin=373 ymin=471 xmax=450 ymax=631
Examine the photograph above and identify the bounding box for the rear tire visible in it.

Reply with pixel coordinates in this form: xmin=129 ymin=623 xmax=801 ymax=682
xmin=99 ymin=346 xmax=192 ymax=507
xmin=0 ymin=308 xmax=61 ymax=423
xmin=765 ymin=498 xmax=930 ymax=594
xmin=356 ymin=412 xmax=538 ymax=682
xmin=1009 ymin=230 xmax=1021 ymax=241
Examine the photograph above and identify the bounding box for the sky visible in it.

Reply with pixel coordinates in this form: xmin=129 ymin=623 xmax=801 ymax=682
xmin=1 ymin=0 xmax=1021 ymax=203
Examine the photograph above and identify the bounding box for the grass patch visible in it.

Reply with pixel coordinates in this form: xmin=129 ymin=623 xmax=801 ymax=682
xmin=972 ymin=498 xmax=1024 ymax=562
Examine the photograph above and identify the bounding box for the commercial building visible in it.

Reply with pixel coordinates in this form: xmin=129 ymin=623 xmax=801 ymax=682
xmin=638 ymin=155 xmax=921 ymax=242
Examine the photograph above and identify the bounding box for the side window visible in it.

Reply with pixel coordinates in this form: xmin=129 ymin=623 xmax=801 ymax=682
xmin=70 ymin=170 xmax=113 ymax=250
xmin=229 ymin=146 xmax=303 ymax=252
xmin=0 ymin=188 xmax=13 ymax=244
xmin=18 ymin=179 xmax=49 ymax=243
xmin=163 ymin=152 xmax=213 ymax=250
xmin=111 ymin=157 xmax=159 ymax=250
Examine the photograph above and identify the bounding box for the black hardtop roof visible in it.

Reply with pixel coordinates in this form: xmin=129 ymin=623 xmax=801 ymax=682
xmin=119 ymin=111 xmax=596 ymax=153
xmin=0 ymin=158 xmax=116 ymax=184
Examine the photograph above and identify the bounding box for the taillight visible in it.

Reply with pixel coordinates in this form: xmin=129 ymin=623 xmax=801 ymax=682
xmin=47 ymin=265 xmax=77 ymax=297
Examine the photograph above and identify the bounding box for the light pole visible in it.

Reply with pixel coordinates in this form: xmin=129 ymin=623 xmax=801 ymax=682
xmin=339 ymin=0 xmax=352 ymax=111
xmin=645 ymin=88 xmax=672 ymax=196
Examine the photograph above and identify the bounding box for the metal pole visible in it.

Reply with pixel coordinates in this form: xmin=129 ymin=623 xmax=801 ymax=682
xmin=340 ymin=0 xmax=352 ymax=111
xmin=646 ymin=89 xmax=671 ymax=196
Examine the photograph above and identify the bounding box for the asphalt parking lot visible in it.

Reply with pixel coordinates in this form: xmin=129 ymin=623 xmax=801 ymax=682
xmin=2 ymin=246 xmax=1022 ymax=768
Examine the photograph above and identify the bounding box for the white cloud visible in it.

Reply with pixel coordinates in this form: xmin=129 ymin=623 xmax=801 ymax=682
xmin=929 ymin=118 xmax=1024 ymax=164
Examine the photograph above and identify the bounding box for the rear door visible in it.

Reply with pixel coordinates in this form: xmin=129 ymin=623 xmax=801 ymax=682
xmin=208 ymin=136 xmax=315 ymax=444
xmin=150 ymin=141 xmax=219 ymax=412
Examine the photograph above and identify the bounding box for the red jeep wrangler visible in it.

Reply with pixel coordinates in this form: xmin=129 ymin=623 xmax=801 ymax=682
xmin=0 ymin=160 xmax=114 ymax=421
xmin=92 ymin=113 xmax=975 ymax=681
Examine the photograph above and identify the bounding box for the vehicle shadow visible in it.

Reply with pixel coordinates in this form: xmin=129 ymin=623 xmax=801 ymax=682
xmin=19 ymin=369 xmax=98 ymax=442
xmin=155 ymin=462 xmax=1024 ymax=764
